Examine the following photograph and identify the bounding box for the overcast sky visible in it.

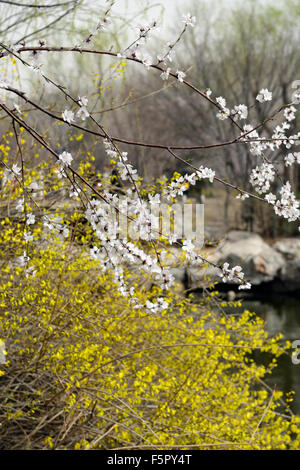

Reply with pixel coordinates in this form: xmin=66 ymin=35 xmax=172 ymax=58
xmin=119 ymin=0 xmax=193 ymax=31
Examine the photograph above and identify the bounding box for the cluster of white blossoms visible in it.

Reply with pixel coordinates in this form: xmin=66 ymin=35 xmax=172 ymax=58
xmin=284 ymin=105 xmax=297 ymax=122
xmin=215 ymin=96 xmax=249 ymax=122
xmin=117 ymin=20 xmax=158 ymax=61
xmin=79 ymin=0 xmax=114 ymax=47
xmin=197 ymin=166 xmax=215 ymax=183
xmin=26 ymin=212 xmax=35 ymax=226
xmin=86 ymin=137 xmax=219 ymax=298
xmin=115 ymin=14 xmax=188 ymax=82
xmin=181 ymin=13 xmax=196 ymax=27
xmin=240 ymin=124 xmax=264 ymax=155
xmin=59 ymin=151 xmax=73 ymax=167
xmin=249 ymin=163 xmax=275 ymax=194
xmin=182 ymin=239 xmax=203 ymax=264
xmin=62 ymin=96 xmax=89 ymax=124
xmin=176 ymin=70 xmax=186 ymax=82
xmin=7 ymin=8 xmax=300 ymax=302
xmin=145 ymin=297 xmax=169 ymax=313
xmin=1 ymin=164 xmax=21 ymax=187
xmin=284 ymin=152 xmax=300 ymax=166
xmin=76 ymin=96 xmax=89 ymax=121
xmin=216 ymin=96 xmax=230 ymax=120
xmin=256 ymin=88 xmax=272 ymax=103
xmin=12 ymin=164 xmax=21 ymax=176
xmin=164 ymin=167 xmax=215 ymax=200
xmin=16 ymin=250 xmax=30 ymax=267
xmin=15 ymin=197 xmax=24 ymax=212
xmin=219 ymin=263 xmax=251 ymax=290
xmin=84 ymin=141 xmax=175 ymax=300
xmin=15 ymin=249 xmax=36 ymax=278
xmin=231 ymin=104 xmax=248 ymax=121
xmin=117 ymin=157 xmax=138 ymax=182
xmin=58 ymin=151 xmax=73 ymax=177
xmin=103 ymin=139 xmax=139 ymax=182
xmin=88 ymin=205 xmax=174 ymax=295
xmin=62 ymin=109 xmax=74 ymax=124
xmin=164 ymin=174 xmax=191 ymax=199
xmin=273 ymin=182 xmax=300 ymax=222
xmin=233 ymin=86 xmax=300 ymax=229
xmin=268 ymin=123 xmax=300 ymax=153
xmin=160 ymin=67 xmax=171 ymax=81
xmin=41 ymin=215 xmax=70 ymax=239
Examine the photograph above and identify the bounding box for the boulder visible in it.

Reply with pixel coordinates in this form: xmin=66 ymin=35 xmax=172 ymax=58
xmin=273 ymin=238 xmax=300 ymax=260
xmin=208 ymin=230 xmax=285 ymax=285
xmin=168 ymin=232 xmax=300 ymax=292
xmin=277 ymin=259 xmax=300 ymax=292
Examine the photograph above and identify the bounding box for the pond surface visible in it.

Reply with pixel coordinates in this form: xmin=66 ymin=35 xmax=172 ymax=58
xmin=228 ymin=296 xmax=300 ymax=414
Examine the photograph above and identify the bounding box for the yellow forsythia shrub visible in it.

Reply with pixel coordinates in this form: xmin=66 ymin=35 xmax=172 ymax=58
xmin=0 ymin=228 xmax=300 ymax=449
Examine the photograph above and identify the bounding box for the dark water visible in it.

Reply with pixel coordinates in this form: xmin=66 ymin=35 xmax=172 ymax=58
xmin=229 ymin=297 xmax=300 ymax=414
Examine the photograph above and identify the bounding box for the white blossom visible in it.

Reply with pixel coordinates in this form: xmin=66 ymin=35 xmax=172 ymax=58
xmin=285 ymin=152 xmax=300 ymax=166
xmin=24 ymin=231 xmax=34 ymax=242
xmin=216 ymin=96 xmax=226 ymax=108
xmin=256 ymin=88 xmax=272 ymax=103
xmin=292 ymin=92 xmax=300 ymax=105
xmin=13 ymin=103 xmax=21 ymax=114
xmin=25 ymin=266 xmax=37 ymax=279
xmin=62 ymin=109 xmax=75 ymax=124
xmin=12 ymin=164 xmax=21 ymax=176
xmin=160 ymin=68 xmax=171 ymax=81
xmin=59 ymin=151 xmax=73 ymax=167
xmin=145 ymin=297 xmax=169 ymax=313
xmin=265 ymin=193 xmax=276 ymax=205
xmin=249 ymin=163 xmax=275 ymax=194
xmin=26 ymin=213 xmax=35 ymax=225
xmin=16 ymin=198 xmax=24 ymax=212
xmin=148 ymin=193 xmax=160 ymax=205
xmin=216 ymin=96 xmax=230 ymax=120
xmin=69 ymin=187 xmax=81 ymax=199
xmin=141 ymin=55 xmax=152 ymax=69
xmin=231 ymin=104 xmax=248 ymax=120
xmin=78 ymin=96 xmax=88 ymax=107
xmin=182 ymin=239 xmax=195 ymax=253
xmin=285 ymin=153 xmax=295 ymax=166
xmin=76 ymin=106 xmax=89 ymax=121
xmin=236 ymin=192 xmax=249 ymax=200
xmin=197 ymin=166 xmax=215 ymax=183
xmin=219 ymin=262 xmax=251 ymax=290
xmin=273 ymin=182 xmax=300 ymax=222
xmin=176 ymin=70 xmax=185 ymax=82
xmin=181 ymin=13 xmax=196 ymax=27
xmin=17 ymin=251 xmax=30 ymax=267
xmin=204 ymin=88 xmax=212 ymax=98
xmin=284 ymin=106 xmax=297 ymax=122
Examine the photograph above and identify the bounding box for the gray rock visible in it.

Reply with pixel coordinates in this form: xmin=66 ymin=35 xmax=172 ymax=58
xmin=170 ymin=267 xmax=186 ymax=283
xmin=225 ymin=230 xmax=262 ymax=243
xmin=273 ymin=238 xmax=300 ymax=260
xmin=167 ymin=232 xmax=300 ymax=292
xmin=278 ymin=259 xmax=300 ymax=291
xmin=208 ymin=230 xmax=285 ymax=285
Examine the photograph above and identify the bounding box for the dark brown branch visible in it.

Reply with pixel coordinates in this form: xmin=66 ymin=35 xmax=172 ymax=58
xmin=4 ymin=84 xmax=296 ymax=153
xmin=4 ymin=45 xmax=295 ymax=143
